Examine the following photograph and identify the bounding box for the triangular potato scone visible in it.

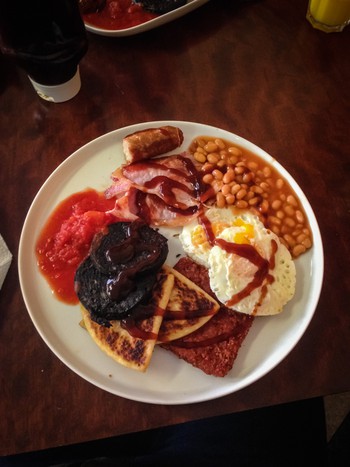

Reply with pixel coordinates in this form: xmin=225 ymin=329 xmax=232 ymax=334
xmin=81 ymin=270 xmax=174 ymax=372
xmin=157 ymin=265 xmax=220 ymax=343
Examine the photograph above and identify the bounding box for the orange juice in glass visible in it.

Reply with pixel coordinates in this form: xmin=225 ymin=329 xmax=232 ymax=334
xmin=307 ymin=0 xmax=350 ymax=32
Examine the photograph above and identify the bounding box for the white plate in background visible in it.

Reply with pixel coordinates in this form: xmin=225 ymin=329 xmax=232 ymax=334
xmin=84 ymin=0 xmax=210 ymax=37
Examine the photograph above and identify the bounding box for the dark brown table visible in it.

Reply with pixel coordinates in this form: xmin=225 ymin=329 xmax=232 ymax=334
xmin=1 ymin=0 xmax=349 ymax=457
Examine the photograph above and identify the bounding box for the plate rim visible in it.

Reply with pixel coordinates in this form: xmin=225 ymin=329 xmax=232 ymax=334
xmin=18 ymin=120 xmax=324 ymax=404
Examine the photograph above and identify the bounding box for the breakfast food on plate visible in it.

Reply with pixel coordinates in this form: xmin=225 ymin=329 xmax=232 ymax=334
xmin=74 ymin=221 xmax=168 ymax=326
xmin=161 ymin=257 xmax=254 ymax=377
xmin=80 ymin=270 xmax=174 ymax=372
xmin=157 ymin=265 xmax=220 ymax=343
xmin=36 ymin=124 xmax=314 ymax=377
xmin=180 ymin=207 xmax=296 ymax=316
xmin=105 ymin=152 xmax=209 ymax=226
xmin=123 ymin=125 xmax=184 ymax=163
xmin=80 ymin=262 xmax=220 ymax=372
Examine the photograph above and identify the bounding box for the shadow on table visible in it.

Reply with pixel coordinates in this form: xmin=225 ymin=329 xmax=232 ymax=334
xmin=2 ymin=397 xmax=344 ymax=467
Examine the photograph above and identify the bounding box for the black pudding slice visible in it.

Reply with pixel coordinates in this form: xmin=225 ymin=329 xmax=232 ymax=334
xmin=135 ymin=0 xmax=187 ymax=14
xmin=75 ymin=221 xmax=168 ymax=327
xmin=75 ymin=256 xmax=157 ymax=327
xmin=90 ymin=221 xmax=168 ymax=276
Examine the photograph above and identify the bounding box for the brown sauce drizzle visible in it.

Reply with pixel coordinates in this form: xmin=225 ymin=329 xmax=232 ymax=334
xmin=121 ymin=305 xmax=164 ymax=340
xmin=105 ymin=222 xmax=161 ymax=301
xmin=169 ymin=332 xmax=234 ymax=349
xmin=163 ymin=303 xmax=217 ymax=321
xmin=131 ymin=155 xmax=208 ymax=222
xmin=198 ymin=211 xmax=277 ymax=309
xmin=169 ymin=320 xmax=250 ymax=349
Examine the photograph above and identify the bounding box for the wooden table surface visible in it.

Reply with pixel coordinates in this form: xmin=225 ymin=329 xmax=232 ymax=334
xmin=1 ymin=0 xmax=349 ymax=457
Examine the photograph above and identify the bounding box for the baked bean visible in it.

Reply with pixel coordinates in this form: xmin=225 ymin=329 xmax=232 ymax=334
xmin=216 ymin=192 xmax=226 ymax=208
xmin=226 ymin=194 xmax=236 ymax=205
xmin=236 ymin=200 xmax=248 ymax=209
xmin=215 ymin=138 xmax=226 ymax=150
xmin=263 ymin=166 xmax=271 ymax=177
xmin=228 ymin=155 xmax=238 ymax=165
xmin=243 ymin=172 xmax=254 ymax=183
xmin=260 ymin=181 xmax=270 ymax=192
xmin=270 ymin=225 xmax=280 ymax=235
xmin=221 ymin=184 xmax=231 ymax=196
xmin=205 ymin=141 xmax=218 ymax=152
xmin=284 ymin=204 xmax=295 ymax=216
xmin=248 ymin=196 xmax=259 ymax=206
xmin=276 ymin=178 xmax=284 ymax=189
xmin=295 ymin=210 xmax=305 ymax=223
xmin=283 ymin=234 xmax=296 ymax=248
xmin=285 ymin=217 xmax=296 ymax=228
xmin=276 ymin=210 xmax=285 ymax=219
xmin=196 ymin=138 xmax=206 ymax=148
xmin=280 ymin=225 xmax=289 ymax=235
xmin=287 ymin=195 xmax=298 ymax=207
xmin=212 ymin=169 xmax=223 ymax=180
xmin=296 ymin=233 xmax=307 ymax=243
xmin=231 ymin=184 xmax=241 ymax=195
xmin=236 ymin=188 xmax=247 ymax=200
xmin=260 ymin=199 xmax=269 ymax=213
xmin=228 ymin=146 xmax=242 ymax=156
xmin=212 ymin=180 xmax=223 ymax=192
xmin=201 ymin=162 xmax=214 ymax=172
xmin=269 ymin=215 xmax=281 ymax=226
xmin=207 ymin=153 xmax=220 ymax=164
xmin=223 ymin=171 xmax=234 ymax=184
xmin=247 ymin=161 xmax=259 ymax=171
xmin=194 ymin=152 xmax=206 ymax=163
xmin=203 ymin=173 xmax=214 ymax=184
xmin=292 ymin=244 xmax=306 ymax=257
xmin=217 ymin=159 xmax=227 ymax=168
xmin=271 ymin=199 xmax=282 ymax=210
xmin=302 ymin=237 xmax=312 ymax=248
xmin=251 ymin=185 xmax=263 ymax=194
xmin=235 ymin=166 xmax=245 ymax=175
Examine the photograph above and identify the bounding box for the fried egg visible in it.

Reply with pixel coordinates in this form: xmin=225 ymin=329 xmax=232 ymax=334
xmin=179 ymin=208 xmax=296 ymax=316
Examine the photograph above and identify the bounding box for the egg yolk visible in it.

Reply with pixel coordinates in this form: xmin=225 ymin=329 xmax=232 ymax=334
xmin=232 ymin=219 xmax=255 ymax=244
xmin=191 ymin=218 xmax=255 ymax=247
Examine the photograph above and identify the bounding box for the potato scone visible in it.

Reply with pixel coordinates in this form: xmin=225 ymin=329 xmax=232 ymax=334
xmin=81 ymin=270 xmax=174 ymax=372
xmin=158 ymin=265 xmax=220 ymax=343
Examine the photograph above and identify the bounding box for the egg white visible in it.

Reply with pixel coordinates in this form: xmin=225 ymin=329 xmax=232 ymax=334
xmin=179 ymin=208 xmax=296 ymax=316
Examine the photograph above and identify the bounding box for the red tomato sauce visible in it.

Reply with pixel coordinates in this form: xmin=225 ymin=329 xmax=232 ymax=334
xmin=83 ymin=0 xmax=158 ymax=31
xmin=36 ymin=189 xmax=116 ymax=305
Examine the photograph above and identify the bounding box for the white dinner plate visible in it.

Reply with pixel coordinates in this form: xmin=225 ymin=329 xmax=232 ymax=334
xmin=84 ymin=0 xmax=210 ymax=37
xmin=18 ymin=121 xmax=324 ymax=405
